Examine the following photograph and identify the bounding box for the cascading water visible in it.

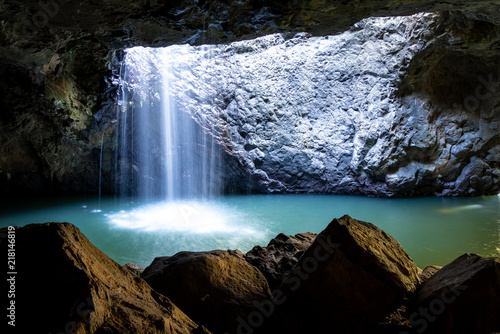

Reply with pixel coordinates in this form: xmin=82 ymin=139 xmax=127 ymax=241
xmin=116 ymin=45 xmax=223 ymax=201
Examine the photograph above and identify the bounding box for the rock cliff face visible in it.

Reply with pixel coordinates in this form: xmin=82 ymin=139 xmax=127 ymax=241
xmin=0 ymin=1 xmax=499 ymax=196
xmin=124 ymin=13 xmax=500 ymax=196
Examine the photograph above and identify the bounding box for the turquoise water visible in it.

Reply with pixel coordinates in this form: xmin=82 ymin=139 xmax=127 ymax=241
xmin=1 ymin=194 xmax=499 ymax=268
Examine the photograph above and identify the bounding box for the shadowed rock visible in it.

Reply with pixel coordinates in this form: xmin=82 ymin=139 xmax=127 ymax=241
xmin=1 ymin=223 xmax=209 ymax=334
xmin=418 ymin=265 xmax=442 ymax=282
xmin=410 ymin=253 xmax=500 ymax=334
xmin=245 ymin=232 xmax=317 ymax=289
xmin=142 ymin=250 xmax=272 ymax=334
xmin=261 ymin=215 xmax=420 ymax=334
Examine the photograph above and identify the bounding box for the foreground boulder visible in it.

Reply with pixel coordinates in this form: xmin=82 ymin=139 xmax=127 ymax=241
xmin=245 ymin=232 xmax=317 ymax=289
xmin=409 ymin=253 xmax=500 ymax=334
xmin=142 ymin=250 xmax=272 ymax=334
xmin=1 ymin=223 xmax=208 ymax=334
xmin=260 ymin=215 xmax=420 ymax=334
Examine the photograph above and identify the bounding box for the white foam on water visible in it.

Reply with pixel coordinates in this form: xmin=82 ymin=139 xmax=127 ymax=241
xmin=106 ymin=200 xmax=259 ymax=235
xmin=438 ymin=204 xmax=484 ymax=214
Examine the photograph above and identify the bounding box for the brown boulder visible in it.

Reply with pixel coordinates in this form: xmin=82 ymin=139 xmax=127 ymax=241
xmin=418 ymin=265 xmax=442 ymax=283
xmin=261 ymin=215 xmax=420 ymax=334
xmin=1 ymin=223 xmax=208 ymax=334
xmin=123 ymin=262 xmax=145 ymax=276
xmin=142 ymin=250 xmax=272 ymax=334
xmin=245 ymin=232 xmax=317 ymax=289
xmin=409 ymin=253 xmax=500 ymax=334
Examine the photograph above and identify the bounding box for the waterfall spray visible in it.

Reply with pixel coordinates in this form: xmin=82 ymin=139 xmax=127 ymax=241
xmin=98 ymin=132 xmax=104 ymax=207
xmin=116 ymin=46 xmax=223 ymax=201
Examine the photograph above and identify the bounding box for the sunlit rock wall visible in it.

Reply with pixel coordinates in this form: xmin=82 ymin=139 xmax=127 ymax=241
xmin=163 ymin=14 xmax=500 ymax=196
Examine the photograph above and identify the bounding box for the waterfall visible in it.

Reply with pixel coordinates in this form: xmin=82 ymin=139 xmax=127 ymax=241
xmin=116 ymin=46 xmax=223 ymax=200
xmin=98 ymin=132 xmax=104 ymax=207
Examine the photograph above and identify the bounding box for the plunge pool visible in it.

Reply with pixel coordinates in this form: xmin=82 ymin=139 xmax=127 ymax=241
xmin=1 ymin=194 xmax=499 ymax=268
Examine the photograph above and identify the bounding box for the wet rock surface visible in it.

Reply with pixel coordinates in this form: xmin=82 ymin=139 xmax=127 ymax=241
xmin=0 ymin=223 xmax=209 ymax=334
xmin=163 ymin=13 xmax=500 ymax=197
xmin=142 ymin=250 xmax=272 ymax=334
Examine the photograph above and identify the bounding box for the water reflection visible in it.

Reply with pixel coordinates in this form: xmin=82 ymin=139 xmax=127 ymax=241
xmin=107 ymin=200 xmax=258 ymax=234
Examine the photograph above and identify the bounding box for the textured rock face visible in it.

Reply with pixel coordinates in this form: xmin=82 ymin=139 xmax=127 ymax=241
xmin=418 ymin=265 xmax=442 ymax=282
xmin=0 ymin=223 xmax=208 ymax=334
xmin=138 ymin=13 xmax=499 ymax=196
xmin=142 ymin=250 xmax=272 ymax=334
xmin=1 ymin=0 xmax=499 ymax=48
xmin=1 ymin=1 xmax=500 ymax=197
xmin=410 ymin=254 xmax=500 ymax=334
xmin=0 ymin=35 xmax=113 ymax=195
xmin=262 ymin=215 xmax=420 ymax=334
xmin=123 ymin=262 xmax=145 ymax=276
xmin=245 ymin=232 xmax=317 ymax=289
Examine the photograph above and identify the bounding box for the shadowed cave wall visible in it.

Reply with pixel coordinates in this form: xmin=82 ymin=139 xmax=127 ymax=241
xmin=0 ymin=0 xmax=499 ymax=197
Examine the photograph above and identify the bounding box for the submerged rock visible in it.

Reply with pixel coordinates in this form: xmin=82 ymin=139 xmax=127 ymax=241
xmin=261 ymin=215 xmax=420 ymax=334
xmin=0 ymin=223 xmax=208 ymax=334
xmin=245 ymin=232 xmax=317 ymax=289
xmin=410 ymin=253 xmax=500 ymax=334
xmin=142 ymin=250 xmax=272 ymax=334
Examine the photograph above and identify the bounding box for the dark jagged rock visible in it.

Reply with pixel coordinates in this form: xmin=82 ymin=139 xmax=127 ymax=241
xmin=418 ymin=265 xmax=442 ymax=283
xmin=142 ymin=250 xmax=272 ymax=334
xmin=0 ymin=223 xmax=209 ymax=334
xmin=409 ymin=253 xmax=500 ymax=334
xmin=245 ymin=232 xmax=317 ymax=289
xmin=260 ymin=215 xmax=420 ymax=334
xmin=1 ymin=0 xmax=499 ymax=48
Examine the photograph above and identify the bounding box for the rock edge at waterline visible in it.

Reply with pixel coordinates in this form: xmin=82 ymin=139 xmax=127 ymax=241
xmin=1 ymin=216 xmax=499 ymax=334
